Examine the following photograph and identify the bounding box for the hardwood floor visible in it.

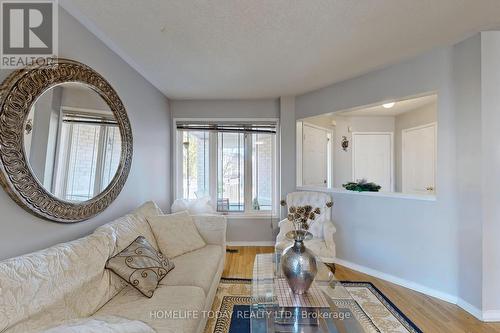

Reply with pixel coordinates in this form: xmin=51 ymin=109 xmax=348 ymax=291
xmin=223 ymin=246 xmax=500 ymax=333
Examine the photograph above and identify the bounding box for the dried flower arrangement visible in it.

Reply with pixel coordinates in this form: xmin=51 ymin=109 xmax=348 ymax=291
xmin=280 ymin=200 xmax=334 ymax=235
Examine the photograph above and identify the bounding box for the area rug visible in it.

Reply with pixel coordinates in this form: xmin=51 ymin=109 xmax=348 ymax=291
xmin=204 ymin=278 xmax=422 ymax=333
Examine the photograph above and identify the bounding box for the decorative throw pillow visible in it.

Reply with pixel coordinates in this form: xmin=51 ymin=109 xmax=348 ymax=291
xmin=147 ymin=211 xmax=206 ymax=258
xmin=106 ymin=236 xmax=174 ymax=298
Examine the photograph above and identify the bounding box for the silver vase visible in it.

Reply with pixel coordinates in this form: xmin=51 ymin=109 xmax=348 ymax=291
xmin=281 ymin=231 xmax=317 ymax=294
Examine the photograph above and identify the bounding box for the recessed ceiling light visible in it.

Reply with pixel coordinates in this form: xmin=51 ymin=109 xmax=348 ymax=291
xmin=383 ymin=102 xmax=395 ymax=109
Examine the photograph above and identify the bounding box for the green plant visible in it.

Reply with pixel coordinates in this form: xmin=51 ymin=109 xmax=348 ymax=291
xmin=342 ymin=179 xmax=381 ymax=192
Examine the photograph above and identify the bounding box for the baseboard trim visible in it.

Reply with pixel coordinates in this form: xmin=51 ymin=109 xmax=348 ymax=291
xmin=223 ymin=247 xmax=500 ymax=322
xmin=482 ymin=310 xmax=500 ymax=322
xmin=333 ymin=257 xmax=500 ymax=322
xmin=456 ymin=298 xmax=483 ymax=321
xmin=227 ymin=241 xmax=275 ymax=246
xmin=332 ymin=257 xmax=458 ymax=304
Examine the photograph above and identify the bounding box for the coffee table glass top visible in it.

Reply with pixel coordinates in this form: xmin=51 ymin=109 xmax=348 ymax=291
xmin=250 ymin=253 xmax=376 ymax=333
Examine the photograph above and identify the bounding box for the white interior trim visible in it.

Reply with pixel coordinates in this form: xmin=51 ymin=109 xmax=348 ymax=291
xmin=301 ymin=121 xmax=335 ymax=188
xmin=225 ymin=214 xmax=278 ymax=219
xmin=332 ymin=257 xmax=458 ymax=304
xmin=297 ymin=186 xmax=436 ymax=201
xmin=456 ymin=298 xmax=484 ymax=321
xmin=351 ymin=131 xmax=395 ymax=192
xmin=333 ymin=257 xmax=500 ymax=322
xmin=224 ymin=239 xmax=499 ymax=321
xmin=482 ymin=310 xmax=500 ymax=322
xmin=402 ymin=122 xmax=437 ymax=194
xmin=227 ymin=241 xmax=275 ymax=246
xmin=296 ymin=121 xmax=303 ymax=187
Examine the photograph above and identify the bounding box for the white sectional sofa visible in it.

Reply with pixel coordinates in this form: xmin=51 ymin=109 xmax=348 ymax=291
xmin=0 ymin=202 xmax=227 ymax=333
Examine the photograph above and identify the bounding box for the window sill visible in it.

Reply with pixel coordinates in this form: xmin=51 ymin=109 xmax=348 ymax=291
xmin=219 ymin=213 xmax=278 ymax=219
xmin=297 ymin=186 xmax=437 ymax=201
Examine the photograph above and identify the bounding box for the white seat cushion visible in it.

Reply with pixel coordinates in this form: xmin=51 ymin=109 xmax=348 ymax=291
xmin=40 ymin=316 xmax=155 ymax=333
xmin=160 ymin=245 xmax=222 ymax=295
xmin=94 ymin=285 xmax=205 ymax=333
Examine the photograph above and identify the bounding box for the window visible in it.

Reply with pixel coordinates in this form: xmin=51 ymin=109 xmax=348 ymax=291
xmin=217 ymin=132 xmax=245 ymax=212
xmin=182 ymin=131 xmax=209 ymax=199
xmin=53 ymin=110 xmax=121 ymax=202
xmin=252 ymin=133 xmax=273 ymax=211
xmin=176 ymin=121 xmax=277 ymax=215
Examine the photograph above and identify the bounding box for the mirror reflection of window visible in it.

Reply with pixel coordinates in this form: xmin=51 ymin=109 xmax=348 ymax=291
xmin=297 ymin=94 xmax=437 ymax=195
xmin=23 ymin=83 xmax=122 ymax=203
xmin=53 ymin=112 xmax=121 ymax=201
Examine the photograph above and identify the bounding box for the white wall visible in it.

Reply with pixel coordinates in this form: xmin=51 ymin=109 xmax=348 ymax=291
xmin=0 ymin=7 xmax=171 ymax=260
xmin=296 ymin=46 xmax=461 ymax=302
xmin=170 ymin=98 xmax=280 ymax=243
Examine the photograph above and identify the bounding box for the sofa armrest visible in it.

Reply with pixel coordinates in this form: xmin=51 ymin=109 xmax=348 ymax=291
xmin=276 ymin=218 xmax=294 ymax=243
xmin=192 ymin=214 xmax=227 ymax=246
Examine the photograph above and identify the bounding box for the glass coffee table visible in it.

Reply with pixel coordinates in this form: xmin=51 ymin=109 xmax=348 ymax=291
xmin=250 ymin=253 xmax=377 ymax=333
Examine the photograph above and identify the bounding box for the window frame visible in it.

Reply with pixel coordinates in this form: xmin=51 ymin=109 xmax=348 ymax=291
xmin=173 ymin=118 xmax=280 ymax=217
xmin=53 ymin=106 xmax=121 ymax=202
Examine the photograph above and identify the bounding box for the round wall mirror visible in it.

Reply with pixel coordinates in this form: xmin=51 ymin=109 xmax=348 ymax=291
xmin=24 ymin=83 xmax=122 ymax=203
xmin=0 ymin=59 xmax=133 ymax=222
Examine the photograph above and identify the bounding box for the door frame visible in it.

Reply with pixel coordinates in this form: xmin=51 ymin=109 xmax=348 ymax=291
xmin=301 ymin=122 xmax=334 ymax=187
xmin=402 ymin=122 xmax=437 ymax=193
xmin=351 ymin=131 xmax=394 ymax=192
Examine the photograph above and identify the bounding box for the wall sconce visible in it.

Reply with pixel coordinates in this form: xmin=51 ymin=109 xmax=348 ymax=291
xmin=341 ymin=136 xmax=349 ymax=151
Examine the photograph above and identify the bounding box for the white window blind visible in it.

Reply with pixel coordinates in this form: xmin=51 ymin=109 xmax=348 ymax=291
xmin=176 ymin=120 xmax=277 ymax=214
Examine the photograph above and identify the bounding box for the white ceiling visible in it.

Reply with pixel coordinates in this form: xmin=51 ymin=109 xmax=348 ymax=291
xmin=60 ymin=0 xmax=500 ymax=99
xmin=339 ymin=94 xmax=437 ymax=117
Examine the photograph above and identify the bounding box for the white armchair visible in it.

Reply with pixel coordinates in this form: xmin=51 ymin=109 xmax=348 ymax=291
xmin=276 ymin=191 xmax=336 ymax=264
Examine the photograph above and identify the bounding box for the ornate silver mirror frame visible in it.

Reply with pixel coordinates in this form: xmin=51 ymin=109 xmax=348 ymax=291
xmin=0 ymin=59 xmax=133 ymax=223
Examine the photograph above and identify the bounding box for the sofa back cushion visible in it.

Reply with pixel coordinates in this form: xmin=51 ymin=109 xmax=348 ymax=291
xmin=0 ymin=231 xmax=116 ymax=333
xmin=93 ymin=201 xmax=163 ymax=296
xmin=147 ymin=211 xmax=206 ymax=258
xmin=0 ymin=201 xmax=163 ymax=333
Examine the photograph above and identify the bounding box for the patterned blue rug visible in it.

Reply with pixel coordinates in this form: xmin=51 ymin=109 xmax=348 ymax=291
xmin=204 ymin=278 xmax=422 ymax=333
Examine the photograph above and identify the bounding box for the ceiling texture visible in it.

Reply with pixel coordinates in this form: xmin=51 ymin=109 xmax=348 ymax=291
xmin=60 ymin=0 xmax=500 ymax=99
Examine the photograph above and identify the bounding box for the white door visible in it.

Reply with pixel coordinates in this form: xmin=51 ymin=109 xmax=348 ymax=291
xmin=302 ymin=124 xmax=328 ymax=187
xmin=352 ymin=132 xmax=393 ymax=192
xmin=402 ymin=123 xmax=436 ymax=194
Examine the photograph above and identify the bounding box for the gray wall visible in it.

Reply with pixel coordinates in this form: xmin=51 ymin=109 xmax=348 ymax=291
xmin=480 ymin=31 xmax=500 ymax=316
xmin=452 ymin=33 xmax=483 ymax=313
xmin=0 ymin=7 xmax=171 ymax=260
xmin=295 ymin=32 xmax=500 ymax=316
xmin=61 ymin=85 xmax=110 ymax=110
xmin=171 ymin=99 xmax=279 ymax=119
xmin=296 ymin=46 xmax=461 ymax=302
xmin=279 ymin=96 xmax=296 ymax=217
xmin=29 ymin=88 xmax=61 ymax=186
xmin=170 ymin=98 xmax=280 ymax=243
